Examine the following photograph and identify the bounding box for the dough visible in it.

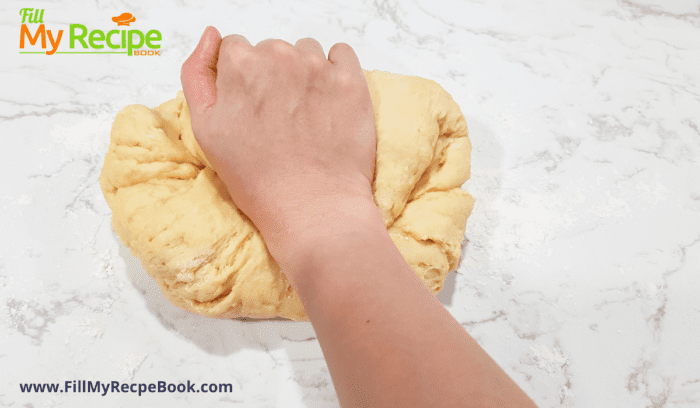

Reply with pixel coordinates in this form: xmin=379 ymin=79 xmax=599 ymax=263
xmin=99 ymin=69 xmax=475 ymax=321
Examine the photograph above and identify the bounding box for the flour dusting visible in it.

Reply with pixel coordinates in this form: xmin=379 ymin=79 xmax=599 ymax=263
xmin=120 ymin=352 xmax=148 ymax=381
xmin=50 ymin=113 xmax=114 ymax=157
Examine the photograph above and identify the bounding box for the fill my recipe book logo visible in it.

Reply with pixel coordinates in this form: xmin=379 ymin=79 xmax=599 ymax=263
xmin=19 ymin=8 xmax=162 ymax=56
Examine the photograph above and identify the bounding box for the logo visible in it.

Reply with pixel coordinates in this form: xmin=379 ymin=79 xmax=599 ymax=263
xmin=112 ymin=13 xmax=135 ymax=26
xmin=19 ymin=8 xmax=162 ymax=56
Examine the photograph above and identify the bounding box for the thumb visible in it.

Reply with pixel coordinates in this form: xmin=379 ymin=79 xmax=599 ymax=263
xmin=181 ymin=26 xmax=222 ymax=119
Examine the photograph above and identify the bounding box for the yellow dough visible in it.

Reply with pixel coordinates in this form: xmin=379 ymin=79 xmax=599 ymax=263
xmin=99 ymin=69 xmax=475 ymax=321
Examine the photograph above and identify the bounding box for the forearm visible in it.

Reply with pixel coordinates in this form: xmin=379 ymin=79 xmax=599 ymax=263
xmin=179 ymin=27 xmax=532 ymax=407
xmin=277 ymin=202 xmax=538 ymax=408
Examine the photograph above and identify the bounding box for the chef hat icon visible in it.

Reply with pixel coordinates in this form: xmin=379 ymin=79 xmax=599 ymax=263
xmin=112 ymin=13 xmax=136 ymax=26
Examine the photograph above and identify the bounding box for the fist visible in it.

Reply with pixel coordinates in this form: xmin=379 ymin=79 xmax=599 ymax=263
xmin=180 ymin=27 xmax=377 ymax=254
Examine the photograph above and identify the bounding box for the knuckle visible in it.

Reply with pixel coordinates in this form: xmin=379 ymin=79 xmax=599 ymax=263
xmin=306 ymin=54 xmax=326 ymax=71
xmin=221 ymin=40 xmax=248 ymax=59
xmin=219 ymin=45 xmax=255 ymax=75
xmin=336 ymin=70 xmax=356 ymax=87
xmin=259 ymin=39 xmax=294 ymax=55
xmin=331 ymin=42 xmax=352 ymax=54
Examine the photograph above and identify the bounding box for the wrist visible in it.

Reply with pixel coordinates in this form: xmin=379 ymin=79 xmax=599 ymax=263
xmin=257 ymin=194 xmax=386 ymax=279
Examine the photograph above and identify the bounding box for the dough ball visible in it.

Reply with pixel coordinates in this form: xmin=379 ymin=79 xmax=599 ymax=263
xmin=99 ymin=69 xmax=475 ymax=321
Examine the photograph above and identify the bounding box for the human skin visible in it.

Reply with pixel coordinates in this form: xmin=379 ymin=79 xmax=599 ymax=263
xmin=181 ymin=26 xmax=538 ymax=408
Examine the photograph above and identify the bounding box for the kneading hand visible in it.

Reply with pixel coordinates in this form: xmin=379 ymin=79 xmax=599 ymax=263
xmin=181 ymin=27 xmax=377 ymax=264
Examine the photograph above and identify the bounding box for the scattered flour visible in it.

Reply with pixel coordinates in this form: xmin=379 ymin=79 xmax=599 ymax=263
xmin=120 ymin=352 xmax=148 ymax=381
xmin=530 ymin=344 xmax=567 ymax=373
xmin=49 ymin=113 xmax=114 ymax=157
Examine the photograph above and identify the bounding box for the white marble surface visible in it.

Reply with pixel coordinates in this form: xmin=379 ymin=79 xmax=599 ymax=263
xmin=2 ymin=0 xmax=699 ymax=406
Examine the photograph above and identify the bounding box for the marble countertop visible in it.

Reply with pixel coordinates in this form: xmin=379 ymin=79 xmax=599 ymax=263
xmin=2 ymin=0 xmax=699 ymax=407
